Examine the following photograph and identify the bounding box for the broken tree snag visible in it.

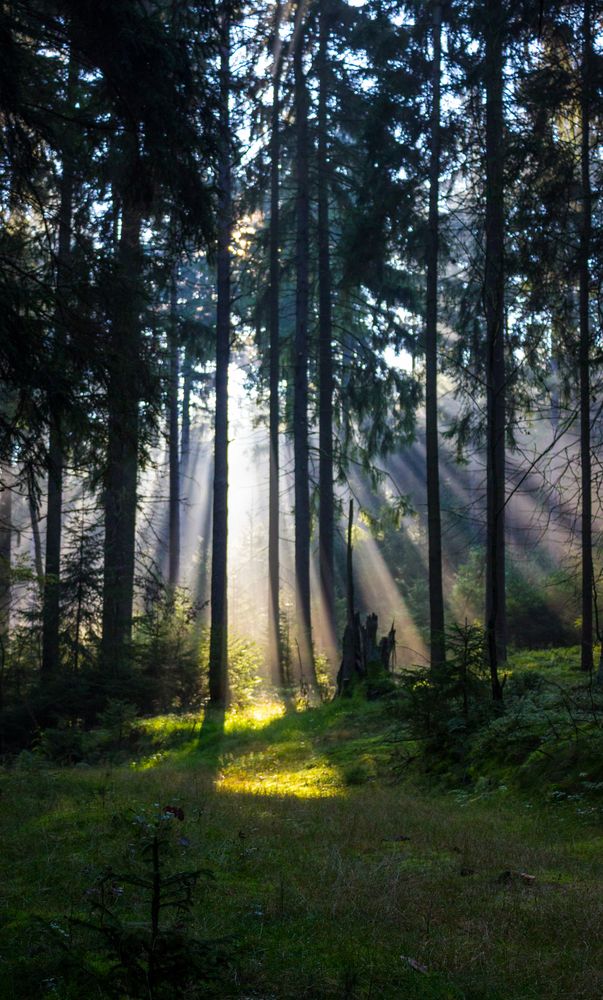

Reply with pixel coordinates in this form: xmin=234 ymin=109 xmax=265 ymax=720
xmin=337 ymin=612 xmax=360 ymax=695
xmin=363 ymin=612 xmax=378 ymax=665
xmin=336 ymin=612 xmax=396 ymax=697
xmin=335 ymin=500 xmax=397 ymax=697
xmin=379 ymin=623 xmax=396 ymax=671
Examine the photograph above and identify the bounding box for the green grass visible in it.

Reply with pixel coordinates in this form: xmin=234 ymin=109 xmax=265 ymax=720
xmin=2 ymin=690 xmax=603 ymax=998
xmin=507 ymin=645 xmax=590 ymax=683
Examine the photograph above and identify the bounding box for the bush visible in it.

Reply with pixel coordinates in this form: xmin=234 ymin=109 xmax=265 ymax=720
xmin=395 ymin=623 xmax=494 ymax=768
xmin=134 ymin=583 xmax=206 ymax=713
xmin=1 ymin=806 xmax=231 ymax=999
xmin=226 ymin=635 xmax=262 ymax=705
xmin=469 ymin=705 xmax=552 ymax=767
xmin=36 ymin=723 xmax=88 ymax=764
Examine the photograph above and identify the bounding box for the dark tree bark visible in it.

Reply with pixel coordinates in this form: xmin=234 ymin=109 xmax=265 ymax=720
xmin=579 ymin=0 xmax=593 ymax=674
xmin=100 ymin=192 xmax=143 ymax=674
xmin=180 ymin=342 xmax=193 ymax=472
xmin=168 ymin=268 xmax=180 ymax=590
xmin=208 ymin=8 xmax=231 ymax=706
xmin=336 ymin=498 xmax=357 ymax=696
xmin=317 ymin=0 xmax=336 ymax=657
xmin=293 ymin=5 xmax=316 ymax=686
xmin=346 ymin=498 xmax=354 ymax=626
xmin=425 ymin=0 xmax=445 ymax=671
xmin=41 ymin=143 xmax=74 ymax=678
xmin=72 ymin=521 xmax=86 ymax=674
xmin=0 ymin=471 xmax=11 ymax=646
xmin=484 ymin=0 xmax=505 ymax=701
xmin=268 ymin=3 xmax=284 ymax=687
xmin=27 ymin=470 xmax=44 ymax=588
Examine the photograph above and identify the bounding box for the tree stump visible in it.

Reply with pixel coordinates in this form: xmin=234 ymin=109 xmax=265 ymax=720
xmin=336 ymin=613 xmax=396 ymax=696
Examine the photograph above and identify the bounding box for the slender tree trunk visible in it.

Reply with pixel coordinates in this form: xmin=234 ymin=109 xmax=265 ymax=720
xmin=579 ymin=0 xmax=593 ymax=674
xmin=317 ymin=0 xmax=336 ymax=659
xmin=168 ymin=268 xmax=180 ymax=589
xmin=41 ymin=146 xmax=74 ymax=678
xmin=268 ymin=7 xmax=284 ymax=687
xmin=101 ymin=192 xmax=143 ymax=674
xmin=208 ymin=9 xmax=231 ymax=706
xmin=425 ymin=0 xmax=445 ymax=671
xmin=0 ymin=471 xmax=11 ymax=645
xmin=346 ymin=499 xmax=354 ymax=626
xmin=27 ymin=470 xmax=44 ymax=587
xmin=484 ymin=0 xmax=505 ymax=701
xmin=73 ymin=526 xmax=85 ymax=674
xmin=293 ymin=6 xmax=316 ymax=686
xmin=181 ymin=342 xmax=193 ymax=471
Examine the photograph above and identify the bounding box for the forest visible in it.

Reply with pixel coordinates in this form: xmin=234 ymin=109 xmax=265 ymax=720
xmin=0 ymin=0 xmax=603 ymax=998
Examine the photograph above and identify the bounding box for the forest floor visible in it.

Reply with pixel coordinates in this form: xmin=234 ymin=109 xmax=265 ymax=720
xmin=2 ymin=657 xmax=603 ymax=999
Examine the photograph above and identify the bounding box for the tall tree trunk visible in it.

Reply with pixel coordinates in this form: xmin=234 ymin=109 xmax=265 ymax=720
xmin=101 ymin=192 xmax=143 ymax=674
xmin=72 ymin=516 xmax=86 ymax=674
xmin=346 ymin=498 xmax=354 ymax=626
xmin=268 ymin=4 xmax=283 ymax=687
xmin=27 ymin=470 xmax=44 ymax=588
xmin=579 ymin=0 xmax=593 ymax=674
xmin=293 ymin=5 xmax=316 ymax=686
xmin=41 ymin=143 xmax=74 ymax=678
xmin=168 ymin=268 xmax=180 ymax=589
xmin=425 ymin=0 xmax=445 ymax=671
xmin=181 ymin=342 xmax=193 ymax=471
xmin=208 ymin=9 xmax=231 ymax=706
xmin=0 ymin=470 xmax=11 ymax=647
xmin=317 ymin=0 xmax=336 ymax=660
xmin=484 ymin=0 xmax=505 ymax=701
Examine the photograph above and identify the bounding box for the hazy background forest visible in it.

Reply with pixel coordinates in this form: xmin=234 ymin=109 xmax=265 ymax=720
xmin=0 ymin=0 xmax=601 ymax=729
xmin=1 ymin=1 xmax=603 ymax=997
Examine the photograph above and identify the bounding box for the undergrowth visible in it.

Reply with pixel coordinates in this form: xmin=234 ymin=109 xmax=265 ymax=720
xmin=2 ymin=646 xmax=603 ymax=998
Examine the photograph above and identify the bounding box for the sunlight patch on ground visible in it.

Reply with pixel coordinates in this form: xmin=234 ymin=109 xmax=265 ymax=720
xmin=136 ymin=713 xmax=200 ymax=738
xmin=131 ymin=700 xmax=288 ymax=770
xmin=215 ymin=756 xmax=344 ymax=798
xmin=224 ymin=699 xmax=285 ymax=733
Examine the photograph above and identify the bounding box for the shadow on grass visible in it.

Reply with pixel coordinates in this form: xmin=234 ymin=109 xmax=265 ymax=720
xmin=166 ymin=695 xmax=397 ymax=800
xmin=196 ymin=703 xmax=226 ymax=776
xmin=191 ymin=700 xmax=328 ymax=766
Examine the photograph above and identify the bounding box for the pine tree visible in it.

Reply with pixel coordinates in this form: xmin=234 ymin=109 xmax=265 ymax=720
xmin=292 ymin=1 xmax=316 ymax=686
xmin=425 ymin=0 xmax=446 ymax=670
xmin=168 ymin=266 xmax=180 ymax=590
xmin=101 ymin=177 xmax=144 ymax=675
xmin=578 ymin=0 xmax=593 ymax=673
xmin=317 ymin=0 xmax=336 ymax=660
xmin=208 ymin=5 xmax=232 ymax=707
xmin=268 ymin=0 xmax=285 ymax=687
xmin=42 ymin=50 xmax=76 ymax=680
xmin=483 ymin=0 xmax=506 ymax=700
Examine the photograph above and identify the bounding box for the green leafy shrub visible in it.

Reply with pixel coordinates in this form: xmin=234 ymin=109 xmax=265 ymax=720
xmin=2 ymin=806 xmax=230 ymax=999
xmin=134 ymin=580 xmax=206 ymax=713
xmin=395 ymin=623 xmax=494 ymax=769
xmin=468 ymin=703 xmax=555 ymax=767
xmin=68 ymin=806 xmax=228 ymax=998
xmin=226 ymin=635 xmax=262 ymax=705
xmin=96 ymin=699 xmax=138 ymax=744
xmin=36 ymin=723 xmax=88 ymax=764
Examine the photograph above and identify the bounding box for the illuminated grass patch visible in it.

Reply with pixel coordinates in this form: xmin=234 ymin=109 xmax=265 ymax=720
xmin=216 ymin=753 xmax=343 ymax=798
xmin=224 ymin=699 xmax=286 ymax=733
